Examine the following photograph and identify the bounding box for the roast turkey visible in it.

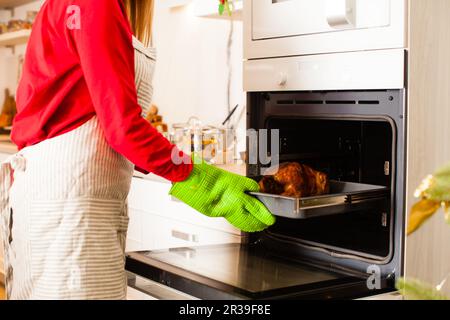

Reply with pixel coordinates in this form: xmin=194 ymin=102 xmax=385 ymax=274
xmin=259 ymin=162 xmax=329 ymax=198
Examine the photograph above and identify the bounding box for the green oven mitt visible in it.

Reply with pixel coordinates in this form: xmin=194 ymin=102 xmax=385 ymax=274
xmin=169 ymin=160 xmax=276 ymax=232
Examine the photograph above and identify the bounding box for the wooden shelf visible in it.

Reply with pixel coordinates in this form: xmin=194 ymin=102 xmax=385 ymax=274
xmin=0 ymin=0 xmax=35 ymax=9
xmin=0 ymin=29 xmax=31 ymax=47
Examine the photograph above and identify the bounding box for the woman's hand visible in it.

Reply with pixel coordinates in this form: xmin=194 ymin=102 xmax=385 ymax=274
xmin=169 ymin=160 xmax=276 ymax=232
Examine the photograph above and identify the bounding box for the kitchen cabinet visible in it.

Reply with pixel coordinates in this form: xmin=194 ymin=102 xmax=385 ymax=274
xmin=127 ymin=207 xmax=242 ymax=252
xmin=128 ymin=176 xmax=241 ymax=234
xmin=245 ymin=0 xmax=406 ymax=59
xmin=126 ymin=176 xmax=243 ymax=252
xmin=244 ymin=49 xmax=405 ymax=92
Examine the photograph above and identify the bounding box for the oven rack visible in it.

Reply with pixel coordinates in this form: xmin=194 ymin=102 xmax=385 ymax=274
xmin=250 ymin=181 xmax=389 ymax=219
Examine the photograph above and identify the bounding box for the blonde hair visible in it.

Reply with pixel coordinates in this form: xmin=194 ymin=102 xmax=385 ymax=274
xmin=123 ymin=0 xmax=155 ymax=46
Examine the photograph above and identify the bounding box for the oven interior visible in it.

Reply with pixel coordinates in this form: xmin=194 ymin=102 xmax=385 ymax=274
xmin=247 ymin=91 xmax=404 ymax=269
xmin=261 ymin=118 xmax=393 ymax=259
xmin=125 ymin=91 xmax=406 ymax=300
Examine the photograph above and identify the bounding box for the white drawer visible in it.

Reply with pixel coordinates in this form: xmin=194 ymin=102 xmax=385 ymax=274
xmin=128 ymin=177 xmax=241 ymax=235
xmin=244 ymin=49 xmax=405 ymax=92
xmin=151 ymin=214 xmax=241 ymax=250
xmin=126 ymin=209 xmax=242 ymax=252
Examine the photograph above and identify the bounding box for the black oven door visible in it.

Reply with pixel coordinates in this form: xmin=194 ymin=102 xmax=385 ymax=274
xmin=125 ymin=243 xmax=393 ymax=300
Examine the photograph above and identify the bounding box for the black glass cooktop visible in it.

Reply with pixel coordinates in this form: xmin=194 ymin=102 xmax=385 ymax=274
xmin=126 ymin=243 xmax=374 ymax=300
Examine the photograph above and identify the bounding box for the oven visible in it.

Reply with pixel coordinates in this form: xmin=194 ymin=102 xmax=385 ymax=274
xmin=126 ymin=0 xmax=408 ymax=300
xmin=126 ymin=89 xmax=406 ymax=300
xmin=246 ymin=89 xmax=405 ymax=279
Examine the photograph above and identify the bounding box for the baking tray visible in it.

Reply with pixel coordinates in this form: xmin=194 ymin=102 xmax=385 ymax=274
xmin=250 ymin=181 xmax=389 ymax=219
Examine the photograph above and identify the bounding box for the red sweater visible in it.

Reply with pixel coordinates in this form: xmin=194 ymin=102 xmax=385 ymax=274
xmin=12 ymin=0 xmax=193 ymax=182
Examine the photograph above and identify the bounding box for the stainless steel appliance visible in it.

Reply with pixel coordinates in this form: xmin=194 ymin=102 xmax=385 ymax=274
xmin=126 ymin=0 xmax=450 ymax=299
xmin=126 ymin=90 xmax=405 ymax=299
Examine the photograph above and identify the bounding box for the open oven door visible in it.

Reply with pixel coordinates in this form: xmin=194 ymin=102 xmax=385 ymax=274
xmin=126 ymin=243 xmax=394 ymax=300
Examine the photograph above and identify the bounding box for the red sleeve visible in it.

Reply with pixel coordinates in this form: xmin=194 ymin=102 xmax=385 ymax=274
xmin=66 ymin=0 xmax=192 ymax=182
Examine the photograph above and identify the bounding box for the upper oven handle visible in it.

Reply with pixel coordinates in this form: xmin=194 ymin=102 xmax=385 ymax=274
xmin=326 ymin=0 xmax=392 ymax=30
xmin=326 ymin=0 xmax=356 ymax=29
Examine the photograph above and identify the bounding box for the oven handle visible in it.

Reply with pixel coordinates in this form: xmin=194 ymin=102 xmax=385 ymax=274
xmin=326 ymin=0 xmax=356 ymax=29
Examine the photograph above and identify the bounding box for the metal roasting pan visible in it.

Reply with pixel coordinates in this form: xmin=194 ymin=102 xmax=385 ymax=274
xmin=250 ymin=180 xmax=389 ymax=219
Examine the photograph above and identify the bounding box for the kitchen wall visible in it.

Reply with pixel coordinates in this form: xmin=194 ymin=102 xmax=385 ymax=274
xmin=152 ymin=2 xmax=245 ymax=133
xmin=0 ymin=0 xmax=246 ymax=153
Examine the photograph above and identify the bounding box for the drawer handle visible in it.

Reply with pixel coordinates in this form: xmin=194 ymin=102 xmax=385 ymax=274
xmin=326 ymin=0 xmax=356 ymax=29
xmin=277 ymin=72 xmax=288 ymax=86
xmin=171 ymin=230 xmax=199 ymax=243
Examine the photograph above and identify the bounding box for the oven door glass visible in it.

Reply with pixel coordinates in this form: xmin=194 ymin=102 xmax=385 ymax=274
xmin=126 ymin=243 xmax=379 ymax=300
xmin=252 ymin=0 xmax=391 ymax=40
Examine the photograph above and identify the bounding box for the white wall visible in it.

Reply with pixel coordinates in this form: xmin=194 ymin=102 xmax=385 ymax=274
xmin=152 ymin=2 xmax=245 ymax=128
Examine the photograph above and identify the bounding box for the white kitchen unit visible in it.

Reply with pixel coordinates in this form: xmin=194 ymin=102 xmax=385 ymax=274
xmin=244 ymin=48 xmax=405 ymax=92
xmin=126 ymin=176 xmax=242 ymax=252
xmin=0 ymin=239 xmax=3 ymax=285
xmin=244 ymin=0 xmax=406 ymax=59
xmin=242 ymin=0 xmax=450 ymax=298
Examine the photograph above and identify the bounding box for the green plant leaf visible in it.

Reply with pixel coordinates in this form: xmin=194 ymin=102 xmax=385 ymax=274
xmin=426 ymin=163 xmax=450 ymax=202
xmin=218 ymin=3 xmax=225 ymax=15
xmin=407 ymin=199 xmax=441 ymax=235
xmin=397 ymin=278 xmax=449 ymax=300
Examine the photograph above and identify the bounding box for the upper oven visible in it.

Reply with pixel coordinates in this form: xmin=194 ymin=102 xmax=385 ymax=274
xmin=244 ymin=0 xmax=407 ymax=59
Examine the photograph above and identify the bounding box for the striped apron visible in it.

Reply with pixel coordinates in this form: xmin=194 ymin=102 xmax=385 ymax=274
xmin=0 ymin=37 xmax=156 ymax=300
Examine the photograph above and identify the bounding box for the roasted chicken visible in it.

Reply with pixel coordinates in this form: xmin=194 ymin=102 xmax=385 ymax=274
xmin=259 ymin=162 xmax=329 ymax=198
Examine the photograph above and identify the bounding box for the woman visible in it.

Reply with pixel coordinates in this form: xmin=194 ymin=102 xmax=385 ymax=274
xmin=0 ymin=0 xmax=275 ymax=300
